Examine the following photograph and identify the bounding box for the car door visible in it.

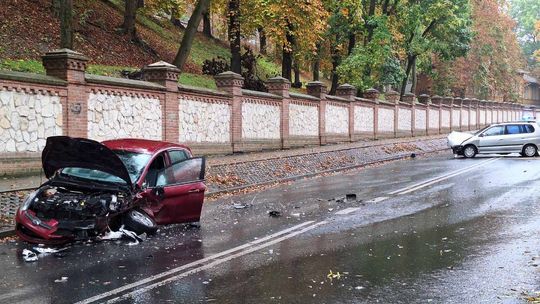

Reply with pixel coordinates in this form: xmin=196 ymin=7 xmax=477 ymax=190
xmin=503 ymin=124 xmax=526 ymax=153
xmin=478 ymin=125 xmax=506 ymax=153
xmin=151 ymin=157 xmax=206 ymax=225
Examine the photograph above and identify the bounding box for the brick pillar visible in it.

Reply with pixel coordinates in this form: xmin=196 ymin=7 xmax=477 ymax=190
xmin=267 ymin=76 xmax=291 ymax=149
xmin=471 ymin=98 xmax=479 ymax=129
xmin=215 ymin=71 xmax=244 ymax=152
xmin=42 ymin=49 xmax=88 ymax=138
xmin=443 ymin=96 xmax=454 ymax=131
xmin=419 ymin=94 xmax=430 ymax=135
xmin=454 ymin=97 xmax=462 ymax=130
xmin=307 ymin=81 xmax=328 ymax=145
xmin=385 ymin=90 xmax=399 ymax=137
xmin=462 ymin=98 xmax=471 ymax=130
xmin=336 ymin=84 xmax=357 ymax=142
xmin=402 ymin=93 xmax=415 ymax=137
xmin=142 ymin=61 xmax=180 ymax=143
xmin=364 ymin=88 xmax=380 ymax=139
xmin=431 ymin=95 xmax=442 ymax=134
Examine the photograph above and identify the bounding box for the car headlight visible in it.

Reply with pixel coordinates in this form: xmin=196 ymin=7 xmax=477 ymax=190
xmin=20 ymin=190 xmax=39 ymax=211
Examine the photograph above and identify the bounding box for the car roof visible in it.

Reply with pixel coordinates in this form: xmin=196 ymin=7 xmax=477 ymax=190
xmin=101 ymin=138 xmax=191 ymax=155
xmin=492 ymin=121 xmax=537 ymax=125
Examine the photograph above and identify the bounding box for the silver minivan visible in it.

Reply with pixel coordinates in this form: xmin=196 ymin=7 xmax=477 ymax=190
xmin=447 ymin=122 xmax=540 ymax=158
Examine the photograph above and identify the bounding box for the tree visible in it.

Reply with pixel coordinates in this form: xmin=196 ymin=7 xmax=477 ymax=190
xmin=228 ymin=0 xmax=242 ymax=74
xmin=203 ymin=8 xmax=213 ymax=38
xmin=510 ymin=0 xmax=540 ymax=66
xmin=172 ymin=0 xmax=211 ymax=70
xmin=59 ymin=0 xmax=73 ymax=49
xmin=121 ymin=0 xmax=144 ymax=42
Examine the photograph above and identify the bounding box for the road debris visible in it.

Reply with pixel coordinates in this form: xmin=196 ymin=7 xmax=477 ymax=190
xmin=22 ymin=249 xmax=38 ymax=262
xmin=345 ymin=194 xmax=357 ymax=202
xmin=327 ymin=270 xmax=342 ymax=281
xmin=99 ymin=226 xmax=144 ymax=245
xmin=54 ymin=276 xmax=68 ymax=283
xmin=268 ymin=211 xmax=282 ymax=217
xmin=233 ymin=203 xmax=248 ymax=209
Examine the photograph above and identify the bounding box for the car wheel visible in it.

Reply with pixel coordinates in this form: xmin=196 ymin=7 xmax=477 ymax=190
xmin=522 ymin=144 xmax=537 ymax=157
xmin=123 ymin=209 xmax=158 ymax=235
xmin=463 ymin=145 xmax=477 ymax=158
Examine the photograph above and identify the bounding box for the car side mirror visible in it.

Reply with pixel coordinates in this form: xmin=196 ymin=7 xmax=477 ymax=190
xmin=151 ymin=186 xmax=165 ymax=199
xmin=478 ymin=133 xmax=484 ymax=137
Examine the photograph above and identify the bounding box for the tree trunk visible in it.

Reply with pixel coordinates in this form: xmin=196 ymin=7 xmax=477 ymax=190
xmin=364 ymin=0 xmax=377 ymax=45
xmin=329 ymin=53 xmax=340 ymax=95
xmin=228 ymin=0 xmax=241 ymax=74
xmin=121 ymin=0 xmax=140 ymax=41
xmin=59 ymin=0 xmax=73 ymax=49
xmin=292 ymin=61 xmax=301 ymax=88
xmin=312 ymin=43 xmax=321 ymax=81
xmin=202 ymin=8 xmax=212 ymax=38
xmin=282 ymin=30 xmax=294 ymax=81
xmin=173 ymin=0 xmax=211 ymax=70
xmin=400 ymin=55 xmax=416 ymax=99
xmin=170 ymin=7 xmax=185 ymax=28
xmin=51 ymin=0 xmax=61 ymax=17
xmin=411 ymin=61 xmax=417 ymax=94
xmin=348 ymin=33 xmax=356 ymax=55
xmin=258 ymin=27 xmax=267 ymax=55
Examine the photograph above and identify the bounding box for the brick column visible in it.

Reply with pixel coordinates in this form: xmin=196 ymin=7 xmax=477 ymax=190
xmin=462 ymin=98 xmax=471 ymax=130
xmin=431 ymin=95 xmax=442 ymax=134
xmin=142 ymin=61 xmax=180 ymax=143
xmin=454 ymin=97 xmax=462 ymax=130
xmin=364 ymin=88 xmax=380 ymax=139
xmin=306 ymin=81 xmax=328 ymax=145
xmin=471 ymin=98 xmax=479 ymax=129
xmin=443 ymin=96 xmax=453 ymax=131
xmin=419 ymin=94 xmax=430 ymax=135
xmin=267 ymin=76 xmax=291 ymax=149
xmin=215 ymin=71 xmax=244 ymax=152
xmin=336 ymin=84 xmax=357 ymax=141
xmin=386 ymin=90 xmax=400 ymax=137
xmin=42 ymin=49 xmax=88 ymax=138
xmin=402 ymin=93 xmax=415 ymax=136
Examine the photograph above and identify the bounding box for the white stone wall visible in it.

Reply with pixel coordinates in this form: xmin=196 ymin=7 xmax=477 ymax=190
xmin=242 ymin=101 xmax=280 ymax=139
xmin=88 ymin=93 xmax=162 ymax=142
xmin=487 ymin=110 xmax=492 ymax=124
xmin=497 ymin=110 xmax=502 ymax=122
xmin=354 ymin=106 xmax=374 ymax=132
xmin=325 ymin=104 xmax=349 ymax=134
xmin=429 ymin=108 xmax=439 ymax=129
xmin=461 ymin=110 xmax=469 ymax=127
xmin=452 ymin=109 xmax=460 ymax=127
xmin=441 ymin=109 xmax=450 ymax=128
xmin=415 ymin=109 xmax=426 ymax=130
xmin=179 ymin=98 xmax=230 ymax=143
xmin=398 ymin=108 xmax=411 ymax=131
xmin=378 ymin=107 xmax=394 ymax=132
xmin=289 ymin=103 xmax=318 ymax=136
xmin=470 ymin=109 xmax=477 ymax=126
xmin=479 ymin=110 xmax=486 ymax=125
xmin=0 ymin=89 xmax=62 ymax=152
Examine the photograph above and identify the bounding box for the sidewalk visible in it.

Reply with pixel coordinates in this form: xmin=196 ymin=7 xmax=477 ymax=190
xmin=0 ymin=135 xmax=448 ymax=236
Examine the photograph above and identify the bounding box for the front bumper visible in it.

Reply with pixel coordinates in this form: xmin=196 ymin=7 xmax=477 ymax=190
xmin=451 ymin=146 xmax=464 ymax=155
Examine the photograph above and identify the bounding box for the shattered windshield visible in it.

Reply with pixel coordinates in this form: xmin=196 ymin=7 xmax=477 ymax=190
xmin=61 ymin=151 xmax=151 ymax=184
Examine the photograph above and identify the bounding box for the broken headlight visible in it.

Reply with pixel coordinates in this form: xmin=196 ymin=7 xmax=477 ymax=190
xmin=20 ymin=190 xmax=39 ymax=211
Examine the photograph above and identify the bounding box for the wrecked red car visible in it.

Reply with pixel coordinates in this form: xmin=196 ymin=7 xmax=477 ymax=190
xmin=15 ymin=136 xmax=206 ymax=244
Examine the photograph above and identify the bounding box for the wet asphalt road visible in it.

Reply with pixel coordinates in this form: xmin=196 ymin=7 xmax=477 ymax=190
xmin=2 ymin=152 xmax=540 ymax=303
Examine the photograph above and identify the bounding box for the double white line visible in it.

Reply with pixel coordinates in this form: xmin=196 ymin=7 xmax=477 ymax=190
xmin=388 ymin=158 xmax=499 ymax=195
xmin=76 ymin=220 xmax=325 ymax=304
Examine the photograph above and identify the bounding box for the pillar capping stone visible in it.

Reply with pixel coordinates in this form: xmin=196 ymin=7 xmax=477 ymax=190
xmin=418 ymin=94 xmax=430 ymax=104
xmin=401 ymin=92 xmax=415 ymax=103
xmin=335 ymin=83 xmax=357 ymax=101
xmin=453 ymin=97 xmax=462 ymax=106
xmin=431 ymin=95 xmax=443 ymax=105
xmin=214 ymin=71 xmax=244 ymax=95
xmin=443 ymin=96 xmax=454 ymax=106
xmin=385 ymin=90 xmax=400 ymax=103
xmin=266 ymin=76 xmax=291 ymax=97
xmin=306 ymin=81 xmax=327 ymax=99
xmin=42 ymin=49 xmax=88 ymax=83
xmin=142 ymin=61 xmax=180 ymax=91
xmin=363 ymin=88 xmax=380 ymax=101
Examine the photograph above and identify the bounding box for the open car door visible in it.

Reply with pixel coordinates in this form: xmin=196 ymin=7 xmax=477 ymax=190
xmin=151 ymin=157 xmax=206 ymax=225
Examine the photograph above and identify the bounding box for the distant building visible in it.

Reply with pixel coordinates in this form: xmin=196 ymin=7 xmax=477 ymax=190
xmin=517 ymin=70 xmax=540 ymax=106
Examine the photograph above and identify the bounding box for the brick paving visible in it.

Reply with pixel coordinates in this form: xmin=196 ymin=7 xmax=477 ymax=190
xmin=0 ymin=135 xmax=447 ymax=232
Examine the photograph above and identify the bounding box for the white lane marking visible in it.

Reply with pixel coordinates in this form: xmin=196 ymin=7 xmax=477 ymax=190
xmin=75 ymin=220 xmax=319 ymax=304
xmin=105 ymin=221 xmax=327 ymax=303
xmin=388 ymin=158 xmax=499 ymax=195
xmin=397 ymin=158 xmax=499 ymax=195
xmin=335 ymin=207 xmax=360 ymax=215
xmin=366 ymin=196 xmax=388 ymax=203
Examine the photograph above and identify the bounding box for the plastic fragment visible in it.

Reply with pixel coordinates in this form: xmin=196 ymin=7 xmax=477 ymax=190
xmin=22 ymin=249 xmax=38 ymax=262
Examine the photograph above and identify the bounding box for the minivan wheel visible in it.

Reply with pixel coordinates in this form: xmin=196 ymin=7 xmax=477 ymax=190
xmin=463 ymin=145 xmax=477 ymax=158
xmin=123 ymin=209 xmax=158 ymax=235
xmin=522 ymin=144 xmax=537 ymax=157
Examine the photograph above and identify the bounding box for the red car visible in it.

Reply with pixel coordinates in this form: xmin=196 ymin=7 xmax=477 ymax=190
xmin=15 ymin=136 xmax=206 ymax=244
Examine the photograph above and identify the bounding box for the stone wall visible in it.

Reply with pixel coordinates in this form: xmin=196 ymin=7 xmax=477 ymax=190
xmin=354 ymin=106 xmax=374 ymax=133
xmin=0 ymin=88 xmax=62 ymax=152
xmin=441 ymin=109 xmax=450 ymax=128
xmin=179 ymin=97 xmax=230 ymax=143
xmin=452 ymin=109 xmax=460 ymax=127
xmin=325 ymin=103 xmax=349 ymax=134
xmin=415 ymin=108 xmax=427 ymax=132
xmin=398 ymin=108 xmax=412 ymax=131
xmin=87 ymin=92 xmax=162 ymax=142
xmin=378 ymin=107 xmax=395 ymax=133
xmin=429 ymin=108 xmax=439 ymax=130
xmin=289 ymin=102 xmax=318 ymax=136
xmin=241 ymin=99 xmax=280 ymax=139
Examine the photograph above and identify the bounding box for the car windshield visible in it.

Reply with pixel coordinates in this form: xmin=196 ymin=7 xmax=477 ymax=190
xmin=61 ymin=151 xmax=151 ymax=184
xmin=474 ymin=125 xmax=491 ymax=135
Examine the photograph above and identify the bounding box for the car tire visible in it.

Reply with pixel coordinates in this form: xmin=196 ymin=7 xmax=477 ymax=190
xmin=522 ymin=144 xmax=537 ymax=158
xmin=123 ymin=209 xmax=158 ymax=235
xmin=463 ymin=145 xmax=477 ymax=158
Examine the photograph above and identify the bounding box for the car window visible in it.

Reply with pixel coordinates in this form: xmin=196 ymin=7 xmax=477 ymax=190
xmin=482 ymin=126 xmax=504 ymax=136
xmin=61 ymin=167 xmax=126 ymax=184
xmin=156 ymin=157 xmax=205 ymax=187
xmin=505 ymin=125 xmax=521 ymax=135
xmin=113 ymin=150 xmax=152 ymax=183
xmin=145 ymin=153 xmax=166 ymax=188
xmin=169 ymin=150 xmax=189 ymax=165
xmin=525 ymin=124 xmax=535 ymax=133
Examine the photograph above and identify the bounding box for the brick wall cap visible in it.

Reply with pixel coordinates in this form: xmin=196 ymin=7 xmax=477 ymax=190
xmin=365 ymin=88 xmax=380 ymax=94
xmin=386 ymin=90 xmax=399 ymax=96
xmin=144 ymin=61 xmax=180 ymax=72
xmin=215 ymin=71 xmax=244 ymax=80
xmin=42 ymin=48 xmax=88 ymax=61
xmin=267 ymin=76 xmax=291 ymax=84
xmin=0 ymin=70 xmax=67 ymax=86
xmin=306 ymin=81 xmax=326 ymax=88
xmin=337 ymin=83 xmax=355 ymax=89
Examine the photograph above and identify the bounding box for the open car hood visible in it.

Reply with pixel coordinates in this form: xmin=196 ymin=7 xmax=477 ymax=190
xmin=42 ymin=136 xmax=132 ymax=187
xmin=447 ymin=131 xmax=474 ymax=147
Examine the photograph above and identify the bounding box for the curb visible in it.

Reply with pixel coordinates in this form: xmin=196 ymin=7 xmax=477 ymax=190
xmin=0 ymin=228 xmax=15 ymax=238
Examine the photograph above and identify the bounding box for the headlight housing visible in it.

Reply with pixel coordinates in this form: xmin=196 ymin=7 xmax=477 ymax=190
xmin=20 ymin=190 xmax=39 ymax=211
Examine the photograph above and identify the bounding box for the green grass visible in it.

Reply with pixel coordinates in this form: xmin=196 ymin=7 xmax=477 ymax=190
xmin=0 ymin=59 xmax=44 ymax=74
xmin=257 ymin=57 xmax=281 ymax=80
xmin=178 ymin=73 xmax=217 ymax=89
